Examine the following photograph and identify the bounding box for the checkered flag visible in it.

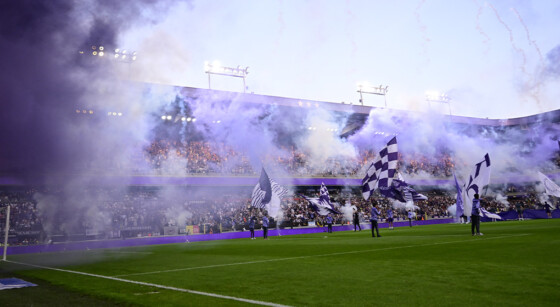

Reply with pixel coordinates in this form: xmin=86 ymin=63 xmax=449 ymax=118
xmin=251 ymin=167 xmax=288 ymax=209
xmin=301 ymin=183 xmax=340 ymax=216
xmin=319 ymin=183 xmax=330 ymax=201
xmin=252 ymin=167 xmax=272 ymax=208
xmin=362 ymin=137 xmax=398 ymax=200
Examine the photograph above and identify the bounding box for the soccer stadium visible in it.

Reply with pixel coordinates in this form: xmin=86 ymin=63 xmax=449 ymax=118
xmin=1 ymin=1 xmax=560 ymax=306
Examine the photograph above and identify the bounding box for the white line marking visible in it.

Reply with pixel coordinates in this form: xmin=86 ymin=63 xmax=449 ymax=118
xmin=5 ymin=260 xmax=292 ymax=307
xmin=116 ymin=233 xmax=530 ymax=277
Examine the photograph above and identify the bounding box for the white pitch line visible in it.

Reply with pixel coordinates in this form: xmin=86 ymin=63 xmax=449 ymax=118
xmin=5 ymin=260 xmax=292 ymax=307
xmin=116 ymin=233 xmax=530 ymax=277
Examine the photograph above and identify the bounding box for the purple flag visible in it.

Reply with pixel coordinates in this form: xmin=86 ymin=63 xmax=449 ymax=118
xmin=251 ymin=167 xmax=272 ymax=208
xmin=454 ymin=173 xmax=464 ymax=217
xmin=302 ymin=183 xmax=341 ymax=216
xmin=362 ymin=137 xmax=398 ymax=200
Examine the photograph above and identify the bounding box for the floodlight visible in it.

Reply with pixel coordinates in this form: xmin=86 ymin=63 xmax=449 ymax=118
xmin=425 ymin=90 xmax=452 ymax=115
xmin=204 ymin=60 xmax=249 ymax=92
xmin=356 ymin=82 xmax=389 ymax=107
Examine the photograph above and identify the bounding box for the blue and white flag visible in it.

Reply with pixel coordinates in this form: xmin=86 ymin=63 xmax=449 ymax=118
xmin=480 ymin=207 xmax=501 ymax=220
xmin=379 ymin=177 xmax=427 ymax=202
xmin=454 ymin=173 xmax=464 ymax=217
xmin=538 ymin=171 xmax=560 ymax=197
xmin=362 ymin=137 xmax=399 ymax=200
xmin=251 ymin=167 xmax=272 ymax=208
xmin=251 ymin=168 xmax=288 ymax=209
xmin=395 ymin=172 xmax=427 ymax=202
xmin=0 ymin=278 xmax=37 ymax=290
xmin=302 ymin=183 xmax=341 ymax=216
xmin=462 ymin=153 xmax=491 ymax=217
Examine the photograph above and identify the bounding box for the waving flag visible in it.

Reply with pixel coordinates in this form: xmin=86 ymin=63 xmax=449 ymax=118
xmin=462 ymin=153 xmax=491 ymax=217
xmin=379 ymin=177 xmax=427 ymax=202
xmin=302 ymin=183 xmax=341 ymax=216
xmin=480 ymin=207 xmax=501 ymax=220
xmin=454 ymin=173 xmax=464 ymax=217
xmin=251 ymin=168 xmax=272 ymax=208
xmin=538 ymin=171 xmax=560 ymax=197
xmin=362 ymin=137 xmax=398 ymax=200
xmin=400 ymin=180 xmax=428 ymax=202
xmin=251 ymin=168 xmax=288 ymax=209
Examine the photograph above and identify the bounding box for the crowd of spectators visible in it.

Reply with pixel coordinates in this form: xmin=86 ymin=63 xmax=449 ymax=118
xmin=2 ymin=183 xmax=558 ymax=246
xmin=140 ymin=140 xmax=461 ymax=178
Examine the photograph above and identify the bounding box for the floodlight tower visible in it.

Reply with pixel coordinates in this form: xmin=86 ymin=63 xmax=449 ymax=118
xmin=425 ymin=91 xmax=451 ymax=115
xmin=357 ymin=82 xmax=389 ymax=107
xmin=204 ymin=61 xmax=249 ymax=93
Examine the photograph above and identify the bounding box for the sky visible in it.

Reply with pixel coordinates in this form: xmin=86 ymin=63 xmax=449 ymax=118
xmin=117 ymin=0 xmax=560 ymax=119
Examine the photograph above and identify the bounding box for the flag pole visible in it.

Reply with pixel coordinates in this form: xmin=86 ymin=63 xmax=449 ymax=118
xmin=3 ymin=205 xmax=11 ymax=261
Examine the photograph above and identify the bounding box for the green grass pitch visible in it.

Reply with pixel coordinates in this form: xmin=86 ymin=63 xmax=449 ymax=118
xmin=1 ymin=219 xmax=559 ymax=306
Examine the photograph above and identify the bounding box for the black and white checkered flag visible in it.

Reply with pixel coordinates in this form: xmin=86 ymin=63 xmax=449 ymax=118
xmin=362 ymin=137 xmax=398 ymax=200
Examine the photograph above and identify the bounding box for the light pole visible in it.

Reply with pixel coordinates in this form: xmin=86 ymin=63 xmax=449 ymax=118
xmin=204 ymin=61 xmax=249 ymax=93
xmin=425 ymin=91 xmax=451 ymax=115
xmin=356 ymin=82 xmax=389 ymax=107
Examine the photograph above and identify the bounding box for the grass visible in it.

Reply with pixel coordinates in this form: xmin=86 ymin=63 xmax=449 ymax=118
xmin=1 ymin=219 xmax=559 ymax=306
